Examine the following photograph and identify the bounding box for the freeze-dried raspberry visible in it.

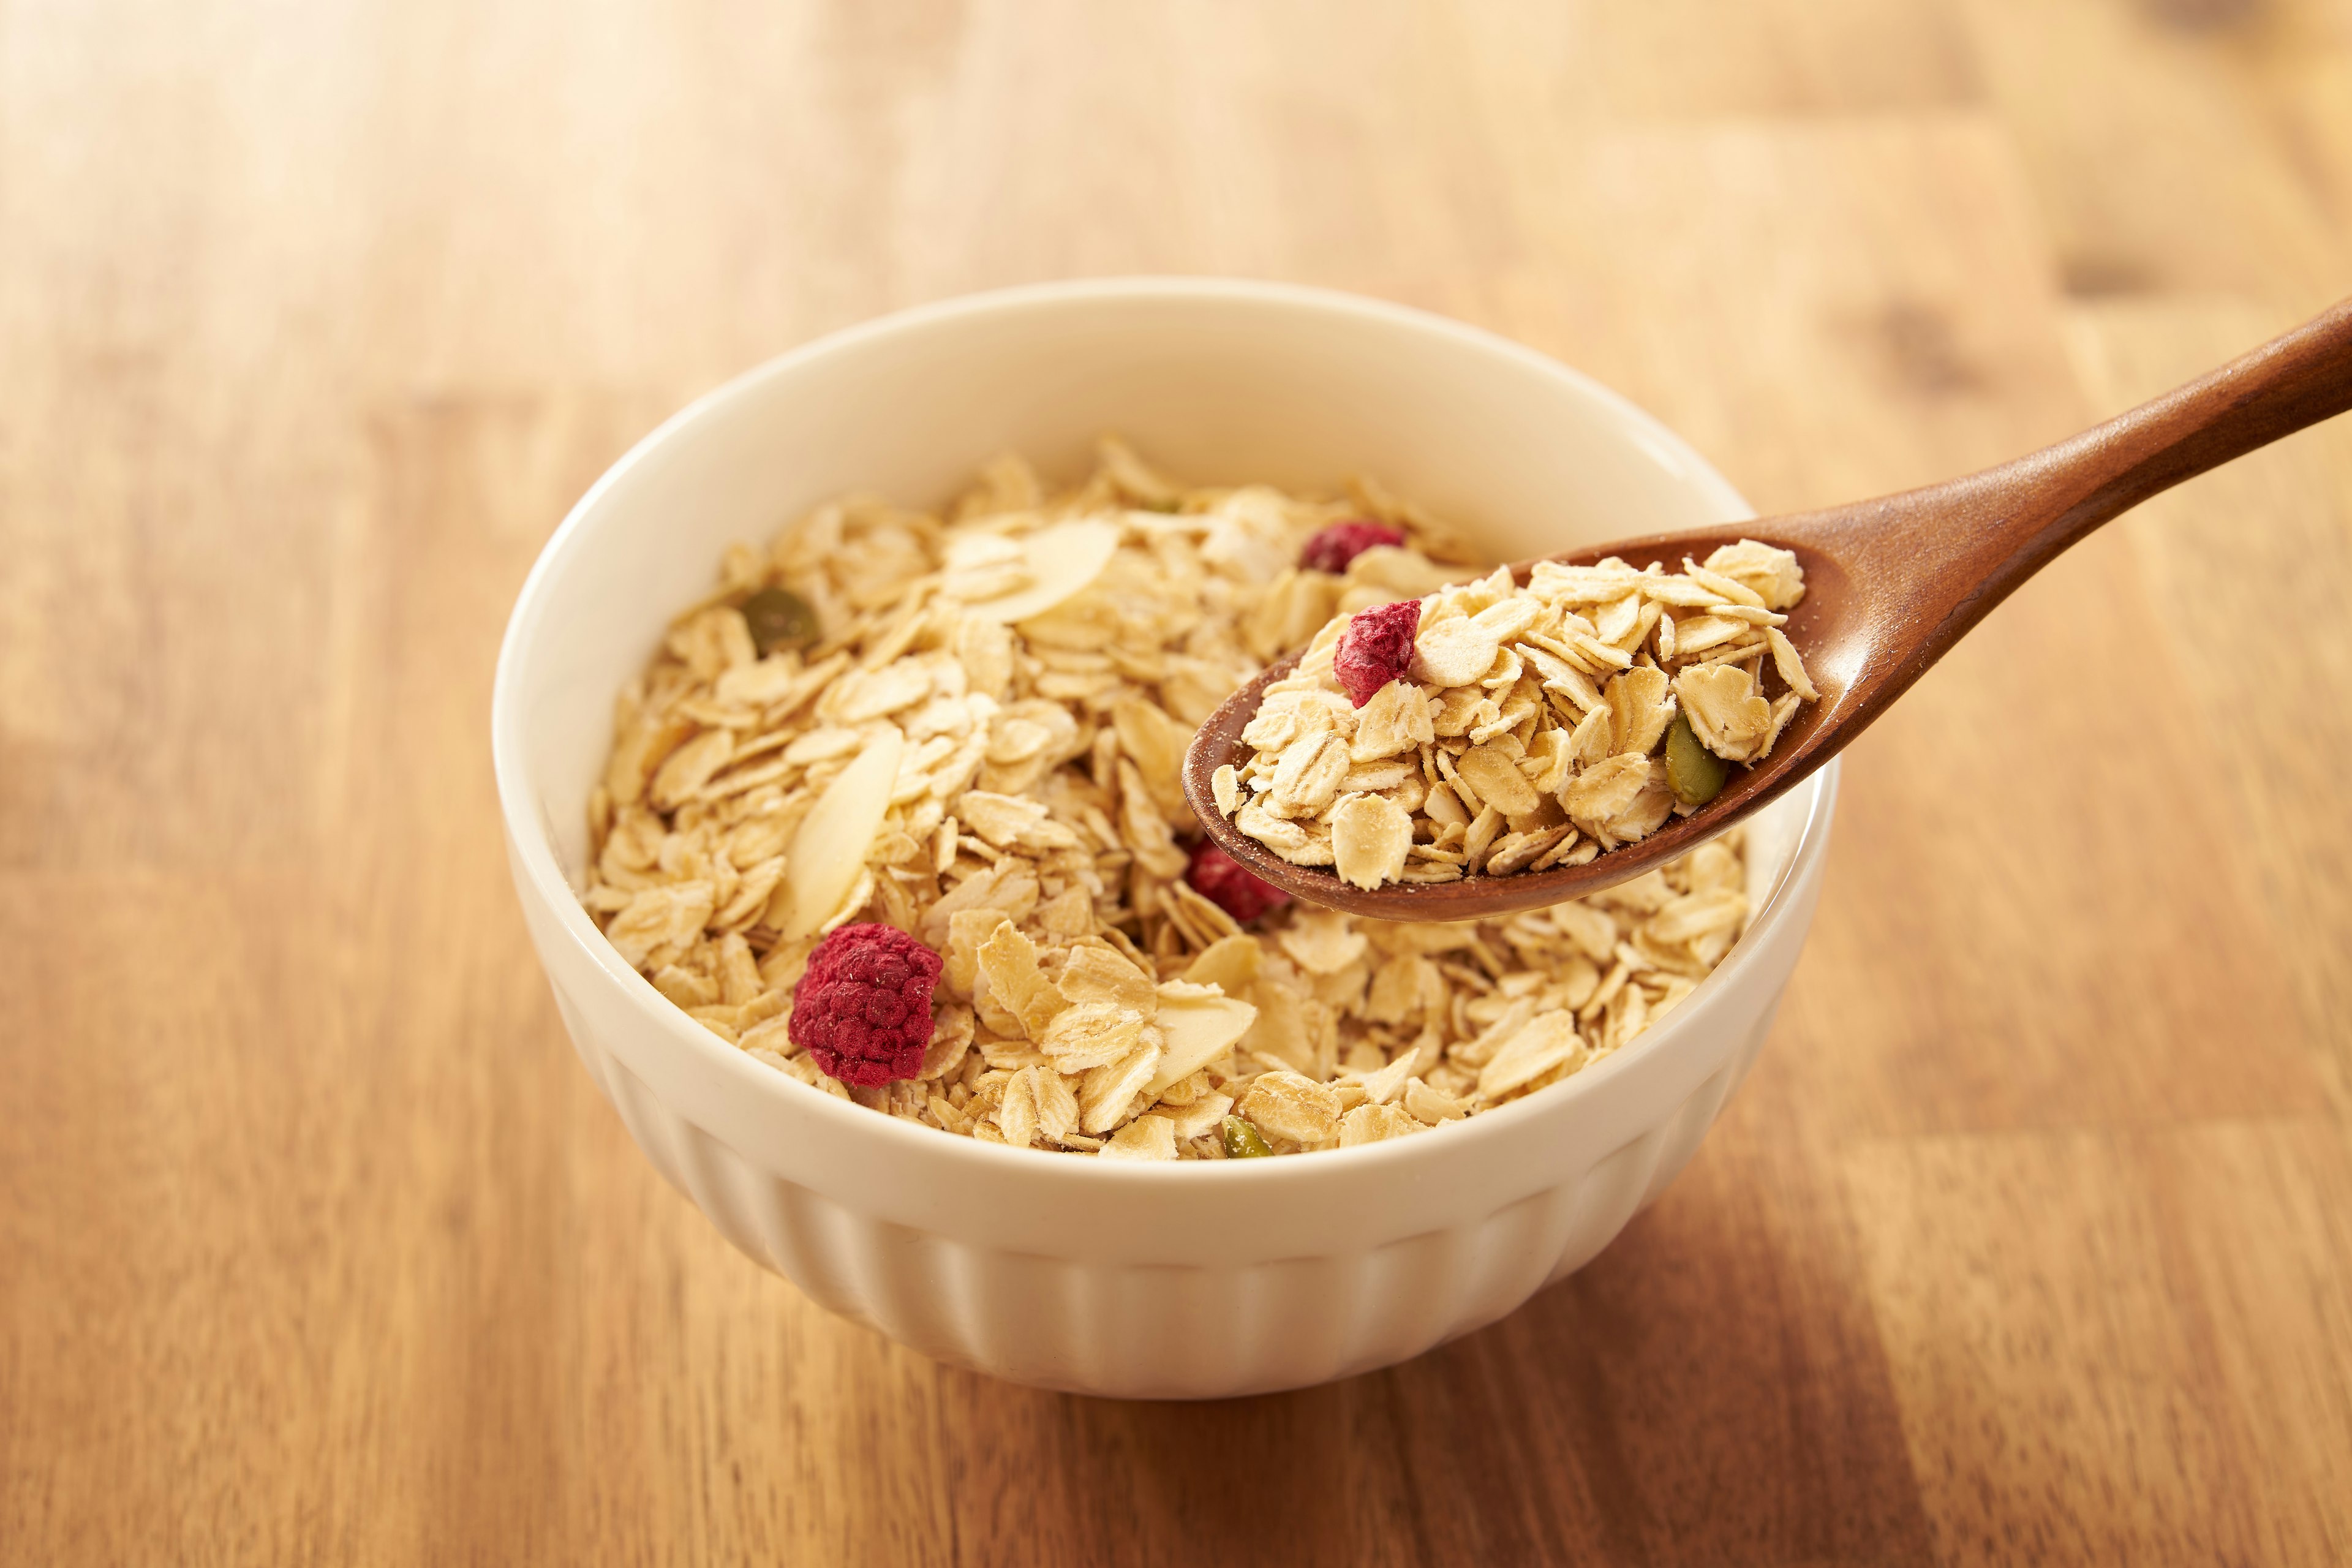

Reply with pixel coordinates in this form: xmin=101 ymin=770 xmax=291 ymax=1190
xmin=788 ymin=922 xmax=943 ymax=1087
xmin=1298 ymin=518 xmax=1406 ymax=574
xmin=1333 ymin=598 xmax=1422 ymax=707
xmin=1186 ymin=840 xmax=1290 ymax=924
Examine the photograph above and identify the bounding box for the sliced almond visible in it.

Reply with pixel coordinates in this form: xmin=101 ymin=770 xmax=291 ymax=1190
xmin=775 ymin=728 xmax=903 ymax=938
xmin=1145 ymin=984 xmax=1257 ymax=1095
xmin=951 ymin=519 xmax=1121 ymax=624
xmin=1180 ymin=934 xmax=1262 ymax=996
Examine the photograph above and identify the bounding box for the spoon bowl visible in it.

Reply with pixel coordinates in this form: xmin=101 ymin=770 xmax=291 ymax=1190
xmin=1186 ymin=295 xmax=2352 ymax=920
xmin=1185 ymin=526 xmax=1849 ymax=918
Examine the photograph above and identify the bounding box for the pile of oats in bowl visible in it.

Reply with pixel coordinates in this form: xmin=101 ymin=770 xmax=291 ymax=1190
xmin=1210 ymin=544 xmax=1818 ymax=890
xmin=581 ymin=440 xmax=1756 ymax=1160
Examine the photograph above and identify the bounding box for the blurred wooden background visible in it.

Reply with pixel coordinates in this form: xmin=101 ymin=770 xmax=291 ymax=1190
xmin=6 ymin=2 xmax=2351 ymax=1562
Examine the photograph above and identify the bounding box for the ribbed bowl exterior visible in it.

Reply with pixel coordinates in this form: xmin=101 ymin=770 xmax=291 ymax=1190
xmin=511 ymin=805 xmax=1828 ymax=1400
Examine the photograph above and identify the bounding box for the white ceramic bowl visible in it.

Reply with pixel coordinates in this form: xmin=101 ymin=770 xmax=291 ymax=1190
xmin=493 ymin=278 xmax=1838 ymax=1400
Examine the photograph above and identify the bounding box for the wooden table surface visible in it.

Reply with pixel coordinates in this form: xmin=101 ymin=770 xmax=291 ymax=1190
xmin=7 ymin=2 xmax=2351 ymax=1562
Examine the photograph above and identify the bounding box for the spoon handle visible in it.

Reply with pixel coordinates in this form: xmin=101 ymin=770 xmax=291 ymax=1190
xmin=1787 ymin=293 xmax=2352 ymax=684
xmin=2031 ymin=295 xmax=2352 ymax=534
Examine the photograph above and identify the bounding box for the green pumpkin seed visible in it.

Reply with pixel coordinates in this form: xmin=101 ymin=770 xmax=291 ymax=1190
xmin=740 ymin=586 xmax=820 ymax=655
xmin=1664 ymin=712 xmax=1729 ymax=807
xmin=1220 ymin=1115 xmax=1274 ymax=1159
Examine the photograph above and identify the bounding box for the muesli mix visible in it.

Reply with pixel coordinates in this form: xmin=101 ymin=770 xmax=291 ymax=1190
xmin=1212 ymin=541 xmax=1816 ymax=889
xmin=581 ymin=441 xmax=1758 ymax=1159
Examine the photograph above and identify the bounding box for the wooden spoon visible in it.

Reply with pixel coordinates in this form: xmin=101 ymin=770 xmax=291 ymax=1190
xmin=1183 ymin=295 xmax=2352 ymax=921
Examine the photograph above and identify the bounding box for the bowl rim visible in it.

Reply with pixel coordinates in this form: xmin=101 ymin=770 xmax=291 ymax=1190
xmin=492 ymin=274 xmax=1838 ymax=1187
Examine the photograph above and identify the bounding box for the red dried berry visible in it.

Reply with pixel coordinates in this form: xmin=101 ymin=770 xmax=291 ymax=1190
xmin=1333 ymin=598 xmax=1422 ymax=708
xmin=1186 ymin=839 xmax=1290 ymax=924
xmin=788 ymin=922 xmax=944 ymax=1087
xmin=1298 ymin=519 xmax=1406 ymax=574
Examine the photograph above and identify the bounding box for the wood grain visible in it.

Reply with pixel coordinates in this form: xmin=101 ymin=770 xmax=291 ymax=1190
xmin=6 ymin=2 xmax=2351 ymax=1563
